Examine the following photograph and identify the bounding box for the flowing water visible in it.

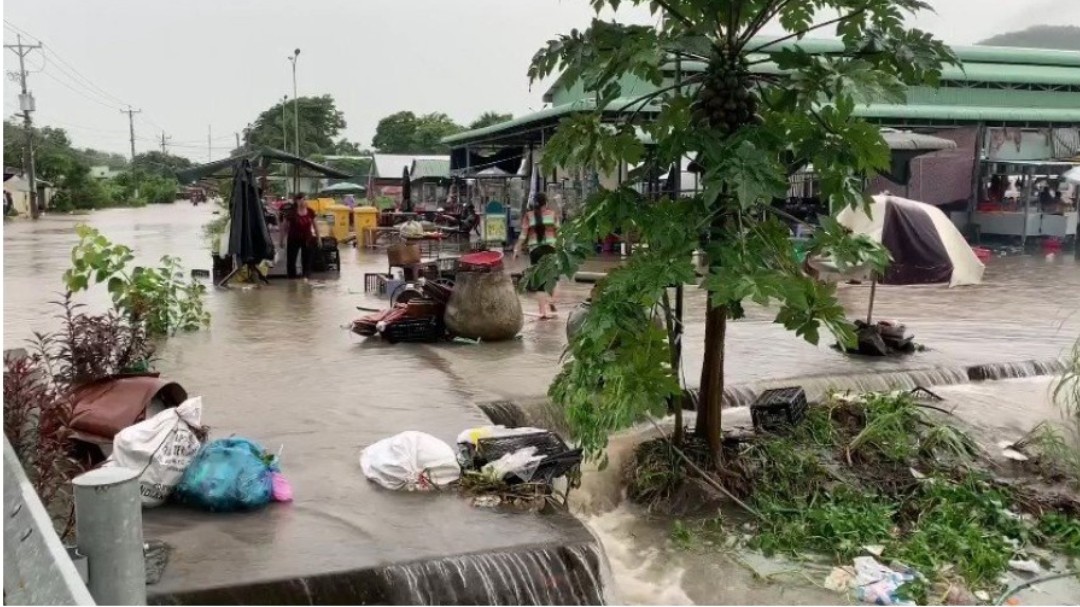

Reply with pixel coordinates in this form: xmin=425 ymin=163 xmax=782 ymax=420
xmin=3 ymin=205 xmax=1079 ymax=604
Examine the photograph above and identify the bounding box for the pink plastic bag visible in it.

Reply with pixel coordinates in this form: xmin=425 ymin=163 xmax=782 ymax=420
xmin=271 ymin=472 xmax=293 ymax=502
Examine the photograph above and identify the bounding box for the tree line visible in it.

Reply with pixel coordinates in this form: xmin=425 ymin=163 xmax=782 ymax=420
xmin=4 ymin=120 xmax=193 ymax=211
xmin=235 ymin=95 xmax=511 ymax=169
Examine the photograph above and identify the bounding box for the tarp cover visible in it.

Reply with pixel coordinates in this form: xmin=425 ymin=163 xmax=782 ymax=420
xmin=228 ymin=159 xmax=275 ymax=263
xmin=836 ymin=194 xmax=984 ymax=287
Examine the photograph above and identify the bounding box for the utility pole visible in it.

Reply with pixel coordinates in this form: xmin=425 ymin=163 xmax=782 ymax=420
xmin=120 ymin=106 xmax=141 ymax=160
xmin=5 ymin=35 xmax=43 ymax=218
xmin=160 ymin=131 xmax=171 ymax=154
xmin=235 ymin=132 xmax=241 ymax=150
xmin=207 ymin=125 xmax=212 ymax=162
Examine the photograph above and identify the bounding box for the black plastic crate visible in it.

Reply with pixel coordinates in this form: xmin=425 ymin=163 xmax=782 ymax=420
xmin=380 ymin=316 xmax=445 ymax=343
xmin=750 ymin=386 xmax=807 ymax=432
xmin=472 ymin=431 xmax=569 ymax=465
xmin=467 ymin=431 xmax=582 ymax=485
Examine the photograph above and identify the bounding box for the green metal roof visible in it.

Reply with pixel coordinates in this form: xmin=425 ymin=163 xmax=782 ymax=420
xmin=743 ymin=36 xmax=1080 ymax=68
xmin=542 ymin=37 xmax=1080 ymax=101
xmin=410 ymin=158 xmax=451 ymax=181
xmin=454 ymin=35 xmax=1080 ymax=148
xmin=855 ymin=104 xmax=1080 ymax=123
xmin=749 ymin=59 xmax=1080 ymax=87
xmin=442 ymin=96 xmax=662 ymax=146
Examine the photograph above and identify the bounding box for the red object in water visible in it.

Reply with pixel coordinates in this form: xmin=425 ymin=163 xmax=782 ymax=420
xmin=1043 ymin=238 xmax=1062 ymax=253
xmin=972 ymin=247 xmax=991 ymax=263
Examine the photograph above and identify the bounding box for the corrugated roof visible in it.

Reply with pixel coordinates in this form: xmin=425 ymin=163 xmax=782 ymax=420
xmin=855 ymin=104 xmax=1080 ymax=123
xmin=371 ymin=154 xmax=449 ymax=178
xmin=442 ymin=97 xmax=663 ymax=146
xmin=749 ymin=59 xmax=1080 ymax=87
xmin=410 ymin=158 xmax=451 ymax=181
xmin=542 ymin=37 xmax=1080 ymax=101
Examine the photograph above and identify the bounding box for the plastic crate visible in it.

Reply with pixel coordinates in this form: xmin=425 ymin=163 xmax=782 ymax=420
xmin=364 ymin=273 xmax=390 ymax=295
xmin=380 ymin=316 xmax=445 ymax=343
xmin=750 ymin=387 xmax=808 ymax=433
xmin=467 ymin=431 xmax=583 ymax=485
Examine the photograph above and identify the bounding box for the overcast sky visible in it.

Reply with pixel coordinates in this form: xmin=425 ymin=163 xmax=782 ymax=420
xmin=4 ymin=0 xmax=1078 ymax=161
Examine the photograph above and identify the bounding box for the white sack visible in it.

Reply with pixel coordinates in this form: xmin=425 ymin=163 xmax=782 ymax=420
xmin=108 ymin=396 xmax=204 ymax=507
xmin=360 ymin=431 xmax=460 ymax=491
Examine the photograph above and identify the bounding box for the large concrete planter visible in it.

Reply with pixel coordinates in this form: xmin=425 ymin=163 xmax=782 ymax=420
xmin=445 ymin=271 xmax=523 ymax=341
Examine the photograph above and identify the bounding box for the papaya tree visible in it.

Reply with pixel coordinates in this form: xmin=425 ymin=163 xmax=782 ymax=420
xmin=526 ymin=0 xmax=955 ymax=465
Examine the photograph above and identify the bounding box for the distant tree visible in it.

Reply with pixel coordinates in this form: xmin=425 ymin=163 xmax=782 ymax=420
xmin=75 ymin=148 xmax=129 ymax=170
xmin=131 ymin=151 xmax=193 ymax=180
xmin=311 ymin=154 xmax=372 ymax=181
xmin=334 ymin=139 xmax=365 ymax=155
xmin=979 ymin=25 xmax=1080 ymax=51
xmin=244 ymin=95 xmax=348 ymax=157
xmin=469 ymin=111 xmax=514 ymax=130
xmin=372 ymin=111 xmax=464 ymax=154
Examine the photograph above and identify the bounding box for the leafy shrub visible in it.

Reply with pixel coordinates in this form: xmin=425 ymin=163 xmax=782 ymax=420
xmin=63 ymin=225 xmax=209 ymax=336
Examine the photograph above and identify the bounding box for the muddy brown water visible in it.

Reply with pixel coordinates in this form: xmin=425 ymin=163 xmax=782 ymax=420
xmin=4 ymin=204 xmax=1079 ymax=604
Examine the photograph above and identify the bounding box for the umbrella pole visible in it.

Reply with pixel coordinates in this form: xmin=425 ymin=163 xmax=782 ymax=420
xmin=866 ymin=277 xmax=877 ymax=325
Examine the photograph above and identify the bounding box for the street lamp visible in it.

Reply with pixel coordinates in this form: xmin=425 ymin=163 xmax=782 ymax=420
xmin=288 ymin=49 xmax=300 ymax=193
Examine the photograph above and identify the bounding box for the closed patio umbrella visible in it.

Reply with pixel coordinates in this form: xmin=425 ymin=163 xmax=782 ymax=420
xmin=221 ymin=159 xmax=274 ymax=286
xmin=401 ymin=166 xmax=412 ymax=212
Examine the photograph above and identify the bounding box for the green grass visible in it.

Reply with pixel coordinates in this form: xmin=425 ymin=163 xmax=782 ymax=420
xmin=632 ymin=391 xmax=1080 ymax=596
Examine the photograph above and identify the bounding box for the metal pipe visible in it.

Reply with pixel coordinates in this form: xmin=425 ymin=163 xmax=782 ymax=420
xmin=866 ymin=278 xmax=878 ymax=325
xmin=290 ymin=49 xmax=301 ymax=194
xmin=73 ymin=467 xmax=146 ymax=605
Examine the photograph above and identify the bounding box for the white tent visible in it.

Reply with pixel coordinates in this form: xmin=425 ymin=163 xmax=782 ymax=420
xmin=836 ymin=194 xmax=985 ymax=287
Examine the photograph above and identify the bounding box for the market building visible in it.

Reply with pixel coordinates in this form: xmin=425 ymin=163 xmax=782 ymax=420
xmin=442 ymin=38 xmax=1080 ymax=243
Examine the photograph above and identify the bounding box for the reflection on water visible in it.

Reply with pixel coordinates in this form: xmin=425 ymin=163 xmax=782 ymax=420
xmin=4 ymin=206 xmax=1078 ymax=600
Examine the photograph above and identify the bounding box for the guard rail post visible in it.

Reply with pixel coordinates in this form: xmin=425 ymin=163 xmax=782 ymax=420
xmin=72 ymin=466 xmax=147 ymax=605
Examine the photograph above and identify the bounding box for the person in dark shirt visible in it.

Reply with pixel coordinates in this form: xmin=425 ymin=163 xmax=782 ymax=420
xmin=280 ymin=193 xmax=318 ymax=279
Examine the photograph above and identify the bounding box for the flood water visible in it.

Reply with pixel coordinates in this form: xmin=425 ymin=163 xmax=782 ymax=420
xmin=3 ymin=204 xmax=1079 ymax=604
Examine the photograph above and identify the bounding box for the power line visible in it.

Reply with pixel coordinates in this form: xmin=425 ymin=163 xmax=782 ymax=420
xmin=39 ymin=69 xmax=123 ymax=110
xmin=5 ymin=20 xmax=131 ymax=108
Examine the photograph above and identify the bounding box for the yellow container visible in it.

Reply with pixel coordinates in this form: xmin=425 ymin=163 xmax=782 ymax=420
xmin=353 ymin=206 xmax=379 ymax=247
xmin=328 ymin=204 xmax=352 ymax=241
xmin=313 ymin=197 xmax=336 ymax=214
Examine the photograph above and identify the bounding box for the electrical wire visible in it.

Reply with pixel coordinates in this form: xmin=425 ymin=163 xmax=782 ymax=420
xmin=38 ymin=70 xmax=123 ymax=110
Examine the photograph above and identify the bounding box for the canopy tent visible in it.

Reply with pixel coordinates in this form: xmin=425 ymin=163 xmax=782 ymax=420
xmin=1063 ymin=166 xmax=1080 ymax=185
xmin=812 ymin=194 xmax=985 ymax=326
xmin=319 ymin=181 xmax=367 ymax=194
xmin=835 ymin=194 xmax=984 ymax=287
xmin=177 ymin=147 xmax=351 ymax=184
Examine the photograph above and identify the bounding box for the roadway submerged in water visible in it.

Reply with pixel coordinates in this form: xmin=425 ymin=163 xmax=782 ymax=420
xmin=4 ymin=205 xmax=1078 ymax=603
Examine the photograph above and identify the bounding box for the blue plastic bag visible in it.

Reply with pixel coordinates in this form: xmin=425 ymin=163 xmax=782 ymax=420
xmin=174 ymin=437 xmax=275 ymax=512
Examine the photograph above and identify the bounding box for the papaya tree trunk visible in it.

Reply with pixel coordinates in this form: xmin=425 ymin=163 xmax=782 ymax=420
xmin=695 ymin=303 xmax=726 ymax=463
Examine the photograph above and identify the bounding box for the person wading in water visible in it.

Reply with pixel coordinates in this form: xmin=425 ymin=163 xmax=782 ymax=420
xmin=514 ymin=192 xmax=559 ymax=319
xmin=281 ymin=193 xmax=319 ymax=280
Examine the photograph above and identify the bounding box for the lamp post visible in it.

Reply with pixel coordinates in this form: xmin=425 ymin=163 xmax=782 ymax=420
xmin=288 ymin=49 xmax=301 ymax=194
xmin=281 ymin=94 xmax=289 ymax=195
